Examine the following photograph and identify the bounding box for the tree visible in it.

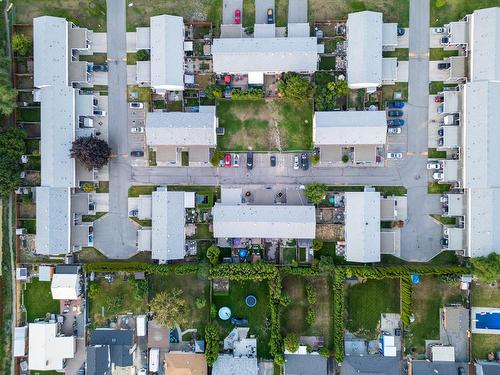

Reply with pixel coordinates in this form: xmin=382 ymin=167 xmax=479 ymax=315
xmin=315 ymin=86 xmax=337 ymax=111
xmin=206 ymin=245 xmax=221 ymax=265
xmin=149 ymin=288 xmax=188 ymax=328
xmin=319 ymin=347 xmax=330 ymax=358
xmin=312 ymin=239 xmax=323 ymax=251
xmin=204 ymin=323 xmax=220 ymax=366
xmin=12 ymin=34 xmax=32 ymax=56
xmin=71 ymin=136 xmax=111 ymax=170
xmin=471 ymin=253 xmax=500 ymax=281
xmin=304 ymin=183 xmax=327 ymax=205
xmin=0 ymin=84 xmax=17 ymax=116
xmin=136 ymin=49 xmax=150 ymax=61
xmin=327 ymin=79 xmax=350 ymax=97
xmin=284 ymin=333 xmax=299 ymax=353
xmin=278 ymin=73 xmax=313 ymax=101
xmin=205 ymin=84 xmax=223 ymax=100
xmin=0 ymin=128 xmax=26 ymax=197
xmin=195 ymin=296 xmax=207 ymax=309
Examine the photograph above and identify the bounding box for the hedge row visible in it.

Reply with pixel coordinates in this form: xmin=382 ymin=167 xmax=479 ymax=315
xmin=332 ymin=269 xmax=345 ymax=363
xmin=342 ymin=265 xmax=467 ymax=279
xmin=83 ymin=262 xmax=198 ymax=274
xmin=209 ymin=263 xmax=279 ymax=280
xmin=401 ymin=277 xmax=413 ymax=325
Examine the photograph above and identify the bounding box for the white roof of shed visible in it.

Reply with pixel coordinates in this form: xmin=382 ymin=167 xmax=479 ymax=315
xmin=470 ymin=7 xmax=500 ymax=81
xmin=347 ymin=11 xmax=383 ymax=89
xmin=146 ymin=107 xmax=217 ymax=146
xmin=313 ymin=111 xmax=387 ymax=146
xmin=431 ymin=346 xmax=455 ymax=362
xmin=35 ymin=187 xmax=71 ymax=256
xmin=212 ymin=204 xmax=316 ymax=239
xmin=28 ymin=323 xmax=75 ymax=371
xmin=33 ymin=16 xmax=69 ymax=87
xmin=345 ymin=192 xmax=381 ymax=263
xmin=51 ymin=273 xmax=80 ymax=300
xmin=150 ymin=15 xmax=185 ymax=91
xmin=212 ymin=37 xmax=319 ymax=73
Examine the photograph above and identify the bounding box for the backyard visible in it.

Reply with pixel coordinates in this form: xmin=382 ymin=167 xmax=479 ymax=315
xmin=345 ymin=279 xmax=400 ymax=339
xmin=24 ymin=278 xmax=60 ymax=323
xmin=471 ymin=280 xmax=500 ymax=359
xmin=212 ymin=281 xmax=271 ymax=358
xmin=216 ymin=99 xmax=313 ymax=151
xmin=281 ymin=276 xmax=333 ymax=348
xmin=430 ymin=0 xmax=500 ymax=26
xmin=405 ymin=276 xmax=466 ymax=357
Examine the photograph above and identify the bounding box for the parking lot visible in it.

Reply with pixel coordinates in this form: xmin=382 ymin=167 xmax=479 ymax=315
xmin=255 ymin=0 xmax=275 ymax=24
xmin=223 ymin=0 xmax=243 ymax=25
xmin=385 ymin=100 xmax=408 ymax=165
xmin=127 ymin=104 xmax=147 ymax=167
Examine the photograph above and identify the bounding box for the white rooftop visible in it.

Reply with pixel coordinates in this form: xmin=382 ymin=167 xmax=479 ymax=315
xmin=14 ymin=326 xmax=27 ymax=357
xmin=431 ymin=346 xmax=455 ymax=362
xmin=51 ymin=273 xmax=80 ymax=300
xmin=212 ymin=204 xmax=316 ymax=239
xmin=28 ymin=322 xmax=75 ymax=371
xmin=150 ymin=15 xmax=185 ymax=91
xmin=313 ymin=111 xmax=387 ymax=145
xmin=347 ymin=11 xmax=383 ymax=89
xmin=345 ymin=192 xmax=381 ymax=262
xmin=146 ymin=107 xmax=217 ymax=146
xmin=212 ymin=37 xmax=319 ymax=74
xmin=469 ymin=7 xmax=500 ymax=81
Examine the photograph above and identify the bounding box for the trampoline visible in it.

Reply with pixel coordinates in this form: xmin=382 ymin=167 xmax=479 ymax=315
xmin=218 ymin=306 xmax=232 ymax=321
xmin=245 ymin=295 xmax=257 ymax=308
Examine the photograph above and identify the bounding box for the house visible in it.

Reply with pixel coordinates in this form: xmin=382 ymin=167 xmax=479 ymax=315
xmin=212 ymin=328 xmax=258 ymax=375
xmin=86 ymin=345 xmax=111 ymax=375
xmin=165 ymin=353 xmax=207 ymax=375
xmin=475 ymin=361 xmax=500 ymax=375
xmin=313 ymin=111 xmax=387 ymax=165
xmin=346 ymin=11 xmax=399 ymax=91
xmin=28 ymin=322 xmax=75 ymax=371
xmin=89 ymin=329 xmax=135 ymax=371
xmin=284 ymin=351 xmax=328 ymax=375
xmin=50 ymin=273 xmax=81 ymax=300
xmin=145 ymin=106 xmax=218 ymax=166
xmin=411 ymin=361 xmax=469 ymax=375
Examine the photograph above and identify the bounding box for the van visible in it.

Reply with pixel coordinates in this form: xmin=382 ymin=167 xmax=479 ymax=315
xmin=94 ymin=110 xmax=107 ymax=116
xmin=136 ymin=315 xmax=147 ymax=337
xmin=149 ymin=348 xmax=160 ymax=373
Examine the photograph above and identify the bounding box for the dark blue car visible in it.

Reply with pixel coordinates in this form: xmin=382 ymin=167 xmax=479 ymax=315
xmin=387 ymin=119 xmax=405 ymax=126
xmin=387 ymin=110 xmax=404 ymax=117
xmin=386 ymin=100 xmax=405 ymax=109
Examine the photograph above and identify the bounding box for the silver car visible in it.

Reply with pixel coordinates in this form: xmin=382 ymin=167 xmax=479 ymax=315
xmin=293 ymin=155 xmax=300 ymax=170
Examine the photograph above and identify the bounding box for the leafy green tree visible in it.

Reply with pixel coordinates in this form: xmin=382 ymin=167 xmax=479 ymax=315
xmin=150 ymin=288 xmax=188 ymax=328
xmin=327 ymin=79 xmax=350 ymax=97
xmin=210 ymin=150 xmax=224 ymax=166
xmin=70 ymin=136 xmax=111 ymax=170
xmin=319 ymin=347 xmax=330 ymax=357
xmin=315 ymin=86 xmax=337 ymax=111
xmin=471 ymin=253 xmax=500 ymax=281
xmin=205 ymin=84 xmax=223 ymax=100
xmin=204 ymin=323 xmax=220 ymax=366
xmin=0 ymin=84 xmax=17 ymax=116
xmin=12 ymin=34 xmax=32 ymax=56
xmin=195 ymin=296 xmax=207 ymax=309
xmin=0 ymin=128 xmax=26 ymax=197
xmin=312 ymin=239 xmax=323 ymax=251
xmin=304 ymin=183 xmax=327 ymax=205
xmin=136 ymin=49 xmax=150 ymax=61
xmin=278 ymin=73 xmax=313 ymax=101
xmin=274 ymin=354 xmax=285 ymax=365
xmin=284 ymin=333 xmax=299 ymax=353
xmin=206 ymin=245 xmax=221 ymax=265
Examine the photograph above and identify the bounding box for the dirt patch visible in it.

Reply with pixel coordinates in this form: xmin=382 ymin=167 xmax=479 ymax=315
xmin=316 ymin=224 xmax=344 ymax=241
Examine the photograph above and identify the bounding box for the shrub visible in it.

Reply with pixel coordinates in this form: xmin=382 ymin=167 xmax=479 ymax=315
xmin=195 ymin=296 xmax=207 ymax=309
xmin=204 ymin=324 xmax=220 ymax=366
xmin=342 ymin=155 xmax=349 ymax=163
xmin=305 ymin=308 xmax=316 ymax=326
xmin=210 ymin=304 xmax=217 ymax=319
xmin=206 ymin=245 xmax=221 ymax=265
xmin=278 ymin=72 xmax=313 ymax=101
xmin=82 ymin=182 xmax=95 ymax=193
xmin=83 ymin=262 xmax=199 ymax=275
xmin=211 ymin=150 xmax=224 ymax=166
xmin=304 ymin=183 xmax=327 ymax=205
xmin=401 ymin=277 xmax=412 ymax=325
xmin=306 ymin=345 xmax=313 ymax=354
xmin=12 ymin=34 xmax=32 ymax=55
xmin=435 ymin=0 xmax=447 ymax=8
xmin=0 ymin=128 xmax=26 ymax=197
xmin=231 ymin=88 xmax=264 ymax=100
xmin=470 ymin=252 xmax=500 ymax=281
xmin=319 ymin=347 xmax=330 ymax=358
xmin=332 ymin=270 xmax=345 ymax=363
xmin=311 ymin=154 xmax=320 ymax=165
xmin=312 ymin=239 xmax=323 ymax=251
xmin=306 ymin=284 xmax=317 ymax=305
xmin=205 ymin=84 xmax=223 ymax=100
xmin=284 ymin=333 xmax=299 ymax=353
xmin=136 ymin=49 xmax=150 ymax=61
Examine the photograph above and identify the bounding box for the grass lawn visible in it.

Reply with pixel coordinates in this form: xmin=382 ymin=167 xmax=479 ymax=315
xmin=243 ymin=0 xmax=255 ymax=27
xmin=275 ymin=0 xmax=288 ymax=27
xmin=319 ymin=56 xmax=336 ymax=70
xmin=281 ymin=276 xmax=333 ymax=348
xmin=96 ymin=181 xmax=109 ymax=193
xmin=79 ymin=53 xmax=107 ymax=64
xmin=382 ymin=83 xmax=408 ymax=103
xmin=77 ymin=247 xmax=108 ymax=263
xmin=428 ymin=183 xmax=451 ymax=194
xmin=24 ymin=279 xmax=60 ymax=322
xmin=128 ymin=185 xmax=159 ymax=197
xmin=19 ymin=219 xmax=36 ymax=234
xmin=430 ymin=0 xmax=500 ymax=27
xmin=126 ymin=53 xmax=136 ymax=65
xmin=148 ymin=148 xmax=157 ymax=166
xmin=181 ymin=151 xmax=189 ymax=166
xmin=381 ymin=251 xmax=459 ymax=266
xmin=383 ymin=49 xmax=409 ymax=61
xmin=131 ymin=217 xmax=152 ymax=227
xmin=193 ymin=224 xmax=212 ymax=239
xmin=374 ymin=186 xmax=407 ymax=196
xmin=431 ymin=214 xmax=456 ymax=225
xmin=18 ymin=108 xmax=40 ymax=122
xmin=345 ymin=279 xmax=400 ymax=339
xmin=282 ymin=247 xmax=297 ymax=265
xmin=428 ymin=148 xmax=447 ymax=159
xmin=405 ymin=276 xmax=466 ymax=357
xmin=212 ymin=281 xmax=271 ymax=358
xmin=82 ymin=212 xmax=107 ymax=222
xmin=127 ymin=85 xmax=152 ymax=105
xmin=472 ymin=280 xmax=500 ymax=307
xmin=429 ymin=48 xmax=459 ymax=61
xmin=149 ymin=274 xmax=209 ymax=334
xmin=216 ymin=99 xmax=313 ymax=151
xmin=472 ymin=334 xmax=500 ymax=360
xmin=89 ymin=275 xmax=148 ymax=327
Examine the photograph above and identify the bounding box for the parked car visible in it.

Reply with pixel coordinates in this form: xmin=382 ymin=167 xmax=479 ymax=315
xmin=130 ymin=150 xmax=144 ymax=157
xmin=270 ymin=155 xmax=276 ymax=167
xmin=267 ymin=8 xmax=274 ymax=24
xmin=246 ymin=151 xmax=253 ymax=170
xmin=397 ymin=27 xmax=405 ymax=36
xmin=440 ymin=195 xmax=448 ymax=203
xmin=234 ymin=9 xmax=241 ymax=24
xmin=441 ymin=237 xmax=449 ymax=247
xmin=433 ymin=172 xmax=444 ymax=180
xmin=458 ymin=367 xmax=465 ymax=375
xmin=434 ymin=95 xmax=444 ymax=103
xmin=129 ymin=209 xmax=138 ymax=217
xmin=387 ymin=152 xmax=403 ymax=159
xmin=130 ymin=127 xmax=145 ymax=133
xmin=92 ymin=63 xmax=108 ymax=72
xmin=438 ymin=138 xmax=444 ymax=146
xmin=293 ymin=155 xmax=300 ymax=170
xmin=224 ymin=153 xmax=231 ymax=167
xmin=93 ymin=110 xmax=107 ymax=116
xmin=386 ymin=100 xmax=405 ymax=109
xmin=437 ymin=105 xmax=444 ymax=113
xmin=433 ymin=27 xmax=446 ymax=34
xmin=438 ymin=128 xmax=444 ymax=136
xmin=437 ymin=62 xmax=451 ymax=70
xmin=129 ymin=102 xmax=144 ymax=109
xmin=387 ymin=127 xmax=402 ymax=134
xmin=301 ymin=153 xmax=309 ymax=170
xmin=387 ymin=110 xmax=403 ymax=117
xmin=233 ymin=153 xmax=239 ymax=167
xmin=441 ymin=36 xmax=449 ymax=44
xmin=387 ymin=119 xmax=405 ymax=126
xmin=427 ymin=162 xmax=441 ymax=170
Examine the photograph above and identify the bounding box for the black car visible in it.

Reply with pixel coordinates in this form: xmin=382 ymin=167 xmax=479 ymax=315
xmin=387 ymin=110 xmax=404 ymax=117
xmin=438 ymin=128 xmax=444 ymax=136
xmin=270 ymin=155 xmax=276 ymax=167
xmin=458 ymin=367 xmax=465 ymax=375
xmin=130 ymin=150 xmax=144 ymax=157
xmin=301 ymin=153 xmax=309 ymax=170
xmin=441 ymin=36 xmax=449 ymax=44
xmin=397 ymin=27 xmax=405 ymax=36
xmin=92 ymin=63 xmax=108 ymax=72
xmin=246 ymin=151 xmax=253 ymax=170
xmin=437 ymin=62 xmax=451 ymax=70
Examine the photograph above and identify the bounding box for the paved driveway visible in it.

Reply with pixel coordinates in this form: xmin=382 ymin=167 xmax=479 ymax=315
xmin=288 ymin=0 xmax=308 ymax=23
xmin=255 ymin=0 xmax=275 ymax=24
xmin=223 ymin=0 xmax=243 ymax=25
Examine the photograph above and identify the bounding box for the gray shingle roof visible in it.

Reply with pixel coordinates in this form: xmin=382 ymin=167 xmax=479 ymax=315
xmin=86 ymin=346 xmax=111 ymax=375
xmin=284 ymin=354 xmax=327 ymax=375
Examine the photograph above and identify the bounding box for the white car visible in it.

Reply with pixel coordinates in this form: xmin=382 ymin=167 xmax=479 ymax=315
xmin=426 ymin=161 xmax=441 ymax=170
xmin=386 ymin=152 xmax=403 ymax=159
xmin=433 ymin=172 xmax=444 ymax=180
xmin=130 ymin=127 xmax=145 ymax=133
xmin=433 ymin=27 xmax=446 ymax=34
xmin=129 ymin=102 xmax=144 ymax=109
xmin=387 ymin=127 xmax=402 ymax=135
xmin=233 ymin=154 xmax=239 ymax=167
xmin=293 ymin=155 xmax=300 ymax=170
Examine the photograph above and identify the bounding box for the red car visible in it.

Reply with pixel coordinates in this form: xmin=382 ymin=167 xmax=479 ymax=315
xmin=434 ymin=95 xmax=444 ymax=103
xmin=224 ymin=153 xmax=232 ymax=167
xmin=234 ymin=9 xmax=241 ymax=24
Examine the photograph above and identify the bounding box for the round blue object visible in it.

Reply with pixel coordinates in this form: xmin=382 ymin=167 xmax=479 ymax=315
xmin=245 ymin=295 xmax=257 ymax=308
xmin=411 ymin=274 xmax=421 ymax=284
xmin=218 ymin=306 xmax=232 ymax=320
xmin=239 ymin=248 xmax=248 ymax=258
